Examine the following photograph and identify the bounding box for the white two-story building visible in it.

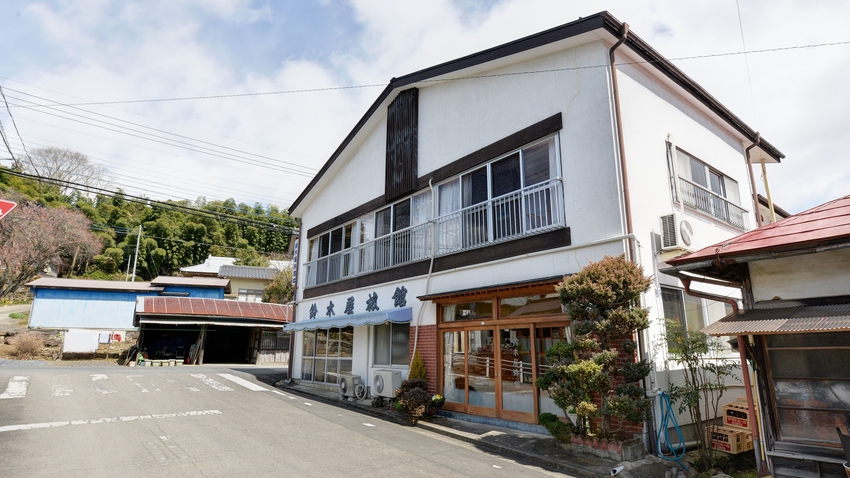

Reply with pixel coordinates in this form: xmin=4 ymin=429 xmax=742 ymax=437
xmin=284 ymin=11 xmax=783 ymax=432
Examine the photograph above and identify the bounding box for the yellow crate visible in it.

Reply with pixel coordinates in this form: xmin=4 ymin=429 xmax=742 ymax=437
xmin=706 ymin=426 xmax=753 ymax=455
xmin=723 ymin=401 xmax=752 ymax=430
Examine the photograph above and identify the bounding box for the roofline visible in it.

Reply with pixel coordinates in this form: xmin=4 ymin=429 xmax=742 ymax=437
xmin=757 ymin=194 xmax=791 ymax=218
xmin=289 ymin=11 xmax=783 ymax=214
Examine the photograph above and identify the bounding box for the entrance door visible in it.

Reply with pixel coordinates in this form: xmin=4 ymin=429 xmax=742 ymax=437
xmin=442 ymin=327 xmax=536 ymax=422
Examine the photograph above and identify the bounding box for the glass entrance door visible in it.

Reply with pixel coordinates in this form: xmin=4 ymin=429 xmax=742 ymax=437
xmin=442 ymin=327 xmax=536 ymax=422
xmin=498 ymin=327 xmax=535 ymax=422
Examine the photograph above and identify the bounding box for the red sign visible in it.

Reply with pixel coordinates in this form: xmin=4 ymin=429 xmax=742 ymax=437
xmin=0 ymin=200 xmax=17 ymax=221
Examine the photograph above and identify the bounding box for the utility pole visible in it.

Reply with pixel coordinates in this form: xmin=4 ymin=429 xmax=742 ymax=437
xmin=131 ymin=225 xmax=142 ymax=282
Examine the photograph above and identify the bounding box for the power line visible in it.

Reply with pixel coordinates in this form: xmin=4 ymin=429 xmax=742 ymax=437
xmin=5 ymin=96 xmax=317 ymax=178
xmin=6 ymin=39 xmax=850 ymax=108
xmin=1 ymin=168 xmax=298 ymax=234
xmin=5 ymin=87 xmax=318 ymax=174
xmin=11 ymin=143 xmax=290 ymax=206
xmin=0 ymin=75 xmax=323 ymax=162
xmin=0 ymin=84 xmax=38 ymax=175
xmin=735 ymin=0 xmax=759 ymax=128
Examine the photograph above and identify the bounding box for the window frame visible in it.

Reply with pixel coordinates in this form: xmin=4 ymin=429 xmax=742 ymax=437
xmin=300 ymin=326 xmax=354 ymax=384
xmin=372 ymin=322 xmax=410 ymax=368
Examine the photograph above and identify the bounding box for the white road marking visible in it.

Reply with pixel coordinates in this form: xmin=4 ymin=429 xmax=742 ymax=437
xmin=363 ymin=423 xmax=375 ymax=427
xmin=165 ymin=375 xmax=200 ymax=392
xmin=189 ymin=374 xmax=233 ymax=392
xmin=493 ymin=465 xmax=502 ymax=468
xmin=90 ymin=374 xmax=118 ymax=394
xmin=0 ymin=376 xmax=30 ymax=399
xmin=0 ymin=410 xmax=222 ymax=433
xmin=216 ymin=373 xmax=268 ymax=392
xmin=303 ymin=403 xmax=312 ymax=406
xmin=51 ymin=375 xmax=74 ymax=397
xmin=127 ymin=375 xmax=149 ymax=393
xmin=271 ymin=390 xmax=286 ymax=396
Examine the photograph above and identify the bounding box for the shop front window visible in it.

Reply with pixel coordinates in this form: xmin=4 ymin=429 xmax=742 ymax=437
xmin=373 ymin=323 xmax=410 ymax=366
xmin=301 ymin=326 xmax=354 ymax=384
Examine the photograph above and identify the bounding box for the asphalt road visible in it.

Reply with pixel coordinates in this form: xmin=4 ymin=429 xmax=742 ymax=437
xmin=0 ymin=366 xmax=566 ymax=477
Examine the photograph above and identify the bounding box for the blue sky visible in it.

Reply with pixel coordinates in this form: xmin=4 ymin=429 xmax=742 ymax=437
xmin=1 ymin=0 xmax=849 ymax=214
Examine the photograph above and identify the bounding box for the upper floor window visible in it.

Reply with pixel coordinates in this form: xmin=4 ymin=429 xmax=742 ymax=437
xmin=661 ymin=286 xmax=733 ymax=351
xmin=436 ymin=137 xmax=561 ymax=254
xmin=674 ymin=149 xmax=747 ymax=229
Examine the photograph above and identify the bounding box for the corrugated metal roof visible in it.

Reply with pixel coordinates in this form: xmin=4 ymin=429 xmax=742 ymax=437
xmin=136 ymin=297 xmax=291 ymax=323
xmin=702 ymin=302 xmax=850 ymax=336
xmin=26 ymin=278 xmax=162 ymax=292
xmin=669 ymin=195 xmax=850 ymax=266
xmin=218 ymin=265 xmax=278 ymax=281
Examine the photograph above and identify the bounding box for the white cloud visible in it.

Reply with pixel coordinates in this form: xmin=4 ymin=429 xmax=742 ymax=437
xmin=2 ymin=0 xmax=849 ymax=214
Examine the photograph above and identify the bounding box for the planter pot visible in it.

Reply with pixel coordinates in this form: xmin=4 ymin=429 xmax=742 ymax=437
xmin=843 ymin=462 xmax=849 ymax=478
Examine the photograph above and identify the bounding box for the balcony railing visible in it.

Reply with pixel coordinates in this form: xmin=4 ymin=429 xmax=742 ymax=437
xmin=304 ymin=179 xmax=565 ymax=287
xmin=678 ymin=177 xmax=748 ymax=230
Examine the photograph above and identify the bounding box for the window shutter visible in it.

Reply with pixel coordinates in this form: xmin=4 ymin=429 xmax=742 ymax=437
xmin=385 ymin=88 xmax=418 ymax=201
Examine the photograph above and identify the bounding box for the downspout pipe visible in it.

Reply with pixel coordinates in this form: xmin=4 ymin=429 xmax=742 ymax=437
xmin=745 ymin=133 xmax=763 ymax=228
xmin=609 ymin=23 xmax=634 ymax=262
xmin=680 ymin=278 xmax=764 ymax=474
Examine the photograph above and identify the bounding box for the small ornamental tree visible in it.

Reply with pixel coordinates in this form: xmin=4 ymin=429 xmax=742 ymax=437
xmin=409 ymin=349 xmax=427 ymax=381
xmin=536 ymin=255 xmax=652 ymax=438
xmin=659 ymin=319 xmax=738 ymax=471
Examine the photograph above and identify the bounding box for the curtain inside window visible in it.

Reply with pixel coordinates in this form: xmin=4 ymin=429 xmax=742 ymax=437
xmin=522 ymin=142 xmax=551 ymax=186
xmin=462 ymin=167 xmax=488 ymax=207
xmin=491 ymin=153 xmax=521 ymax=197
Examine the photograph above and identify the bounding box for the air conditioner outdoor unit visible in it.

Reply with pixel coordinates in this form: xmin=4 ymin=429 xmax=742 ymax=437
xmin=660 ymin=213 xmax=695 ymax=252
xmin=372 ymin=370 xmax=402 ymax=398
xmin=339 ymin=374 xmax=363 ymax=399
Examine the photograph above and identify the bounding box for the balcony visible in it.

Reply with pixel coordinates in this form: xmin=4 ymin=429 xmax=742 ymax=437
xmin=304 ymin=179 xmax=565 ymax=288
xmin=677 ymin=177 xmax=749 ymax=230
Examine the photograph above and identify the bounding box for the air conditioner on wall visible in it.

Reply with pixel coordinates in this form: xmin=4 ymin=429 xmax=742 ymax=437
xmin=660 ymin=213 xmax=695 ymax=252
xmin=339 ymin=374 xmax=366 ymax=400
xmin=372 ymin=370 xmax=402 ymax=398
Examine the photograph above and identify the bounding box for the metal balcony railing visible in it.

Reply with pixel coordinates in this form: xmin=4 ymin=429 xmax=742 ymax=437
xmin=304 ymin=179 xmax=565 ymax=287
xmin=678 ymin=177 xmax=749 ymax=230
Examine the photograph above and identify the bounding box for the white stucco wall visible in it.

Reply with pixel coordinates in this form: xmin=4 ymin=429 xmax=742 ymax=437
xmin=749 ymin=248 xmax=850 ymax=302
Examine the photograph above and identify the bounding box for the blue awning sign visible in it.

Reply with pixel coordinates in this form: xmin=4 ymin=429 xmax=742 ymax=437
xmin=283 ymin=307 xmax=411 ymax=332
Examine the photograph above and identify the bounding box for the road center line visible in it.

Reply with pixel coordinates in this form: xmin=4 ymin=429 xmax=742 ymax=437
xmin=0 ymin=410 xmax=223 ymax=433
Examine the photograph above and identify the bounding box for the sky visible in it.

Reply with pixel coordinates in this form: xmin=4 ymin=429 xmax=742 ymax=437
xmin=1 ymin=0 xmax=848 ymax=216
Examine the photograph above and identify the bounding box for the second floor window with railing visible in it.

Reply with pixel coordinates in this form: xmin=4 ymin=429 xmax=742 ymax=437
xmin=303 ymin=136 xmax=565 ymax=288
xmin=675 ymin=149 xmax=748 ymax=230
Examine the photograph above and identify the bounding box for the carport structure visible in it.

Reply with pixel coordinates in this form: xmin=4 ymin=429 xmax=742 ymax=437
xmin=134 ymin=296 xmax=292 ymax=365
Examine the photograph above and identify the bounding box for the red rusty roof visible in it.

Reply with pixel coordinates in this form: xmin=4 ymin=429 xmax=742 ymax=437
xmin=137 ymin=296 xmax=291 ymax=323
xmin=667 ymin=194 xmax=850 ymax=266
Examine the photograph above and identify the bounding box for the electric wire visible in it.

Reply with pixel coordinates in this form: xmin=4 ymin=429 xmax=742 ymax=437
xmin=10 ymin=143 xmax=289 ymax=206
xmin=4 ymin=97 xmax=316 ymax=178
xmin=0 ymin=84 xmax=39 ymax=175
xmin=4 ymin=87 xmax=318 ymax=174
xmin=1 ymin=169 xmax=298 ymax=234
xmin=6 ymin=39 xmax=850 ymax=108
xmin=0 ymin=75 xmax=322 ymax=162
xmin=735 ymin=0 xmax=759 ymax=128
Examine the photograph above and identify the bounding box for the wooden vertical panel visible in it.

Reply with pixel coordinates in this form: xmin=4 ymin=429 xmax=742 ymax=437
xmin=385 ymin=88 xmax=419 ymax=201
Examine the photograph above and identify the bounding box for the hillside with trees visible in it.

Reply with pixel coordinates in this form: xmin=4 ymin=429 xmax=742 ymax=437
xmin=0 ymin=161 xmax=296 ymax=296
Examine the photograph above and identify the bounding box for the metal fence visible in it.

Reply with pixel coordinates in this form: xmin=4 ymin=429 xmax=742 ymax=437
xmin=678 ymin=177 xmax=748 ymax=230
xmin=304 ymin=179 xmax=565 ymax=287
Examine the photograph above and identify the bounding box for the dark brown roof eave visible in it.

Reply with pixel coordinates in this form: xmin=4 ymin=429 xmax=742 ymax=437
xmin=289 ymin=10 xmax=782 ymax=214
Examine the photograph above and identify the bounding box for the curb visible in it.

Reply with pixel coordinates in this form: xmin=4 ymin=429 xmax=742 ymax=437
xmin=275 ymin=382 xmax=605 ymax=477
xmin=274 ymin=383 xmax=413 ymax=427
xmin=416 ymin=421 xmax=601 ymax=478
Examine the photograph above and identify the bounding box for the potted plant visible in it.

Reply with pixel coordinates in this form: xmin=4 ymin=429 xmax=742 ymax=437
xmin=431 ymin=394 xmax=445 ymax=410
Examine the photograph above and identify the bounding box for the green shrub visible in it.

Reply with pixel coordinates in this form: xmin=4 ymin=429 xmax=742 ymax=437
xmin=394 ymin=378 xmax=431 ymax=424
xmin=539 ymin=413 xmax=571 ymax=441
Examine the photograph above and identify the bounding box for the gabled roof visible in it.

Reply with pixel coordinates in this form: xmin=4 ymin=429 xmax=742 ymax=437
xmin=289 ymin=11 xmax=782 ymax=215
xmin=667 ymin=194 xmax=850 ymax=269
xmin=218 ymin=265 xmax=278 ymax=281
xmin=26 ymin=278 xmax=162 ymax=293
xmin=150 ymin=276 xmax=232 ymax=293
